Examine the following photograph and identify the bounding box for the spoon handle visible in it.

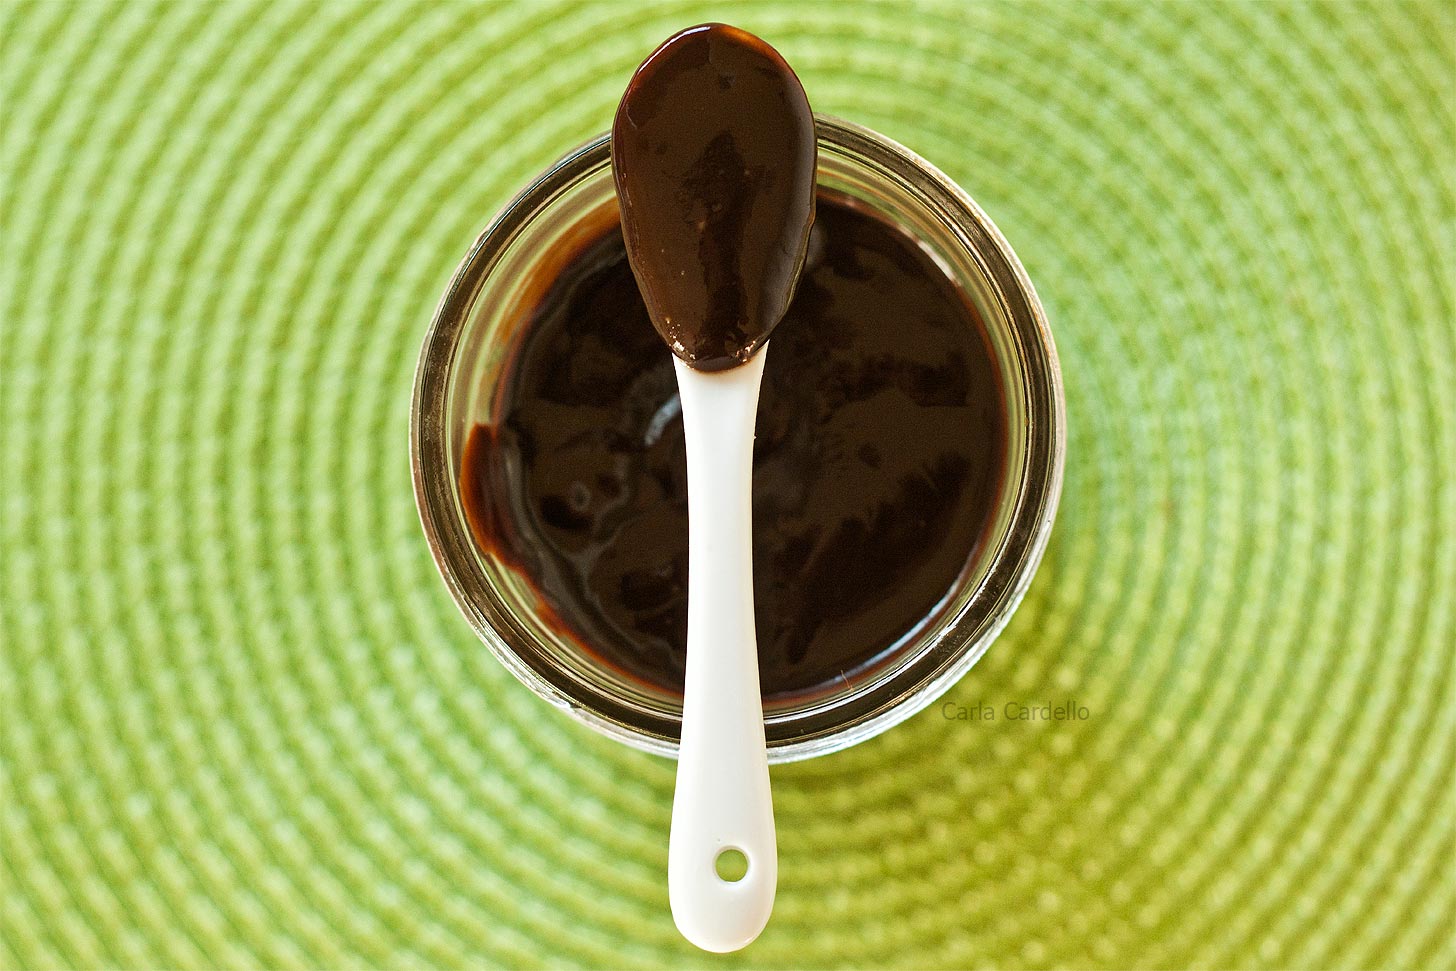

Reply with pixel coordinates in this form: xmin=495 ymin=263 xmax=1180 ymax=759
xmin=668 ymin=350 xmax=777 ymax=953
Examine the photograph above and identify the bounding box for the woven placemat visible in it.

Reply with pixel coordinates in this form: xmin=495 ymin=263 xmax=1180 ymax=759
xmin=3 ymin=2 xmax=1453 ymax=968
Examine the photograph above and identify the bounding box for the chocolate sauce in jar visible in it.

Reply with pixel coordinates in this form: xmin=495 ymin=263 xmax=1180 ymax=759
xmin=461 ymin=193 xmax=1005 ymax=701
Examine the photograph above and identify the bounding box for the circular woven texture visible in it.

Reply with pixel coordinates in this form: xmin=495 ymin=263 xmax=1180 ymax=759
xmin=2 ymin=2 xmax=1453 ymax=968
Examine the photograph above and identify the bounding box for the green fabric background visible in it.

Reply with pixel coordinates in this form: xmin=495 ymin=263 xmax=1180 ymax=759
xmin=2 ymin=1 xmax=1453 ymax=968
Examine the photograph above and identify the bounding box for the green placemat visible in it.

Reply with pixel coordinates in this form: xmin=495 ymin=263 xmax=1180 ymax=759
xmin=2 ymin=2 xmax=1453 ymax=968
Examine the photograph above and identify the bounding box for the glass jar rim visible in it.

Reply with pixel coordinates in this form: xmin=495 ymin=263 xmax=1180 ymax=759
xmin=411 ymin=115 xmax=1064 ymax=762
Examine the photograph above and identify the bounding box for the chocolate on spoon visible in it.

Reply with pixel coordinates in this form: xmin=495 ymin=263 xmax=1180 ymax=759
xmin=612 ymin=22 xmax=817 ymax=371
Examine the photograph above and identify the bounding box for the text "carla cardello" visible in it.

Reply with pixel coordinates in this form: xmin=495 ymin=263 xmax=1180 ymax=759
xmin=941 ymin=700 xmax=1091 ymax=722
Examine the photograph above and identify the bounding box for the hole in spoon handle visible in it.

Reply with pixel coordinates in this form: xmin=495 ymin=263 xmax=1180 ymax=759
xmin=715 ymin=847 xmax=749 ymax=882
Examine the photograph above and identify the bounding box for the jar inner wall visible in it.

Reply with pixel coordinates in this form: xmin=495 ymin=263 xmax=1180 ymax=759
xmin=417 ymin=119 xmax=1060 ymax=761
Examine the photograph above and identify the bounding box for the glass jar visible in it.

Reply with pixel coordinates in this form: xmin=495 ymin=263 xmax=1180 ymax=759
xmin=411 ymin=116 xmax=1064 ymax=762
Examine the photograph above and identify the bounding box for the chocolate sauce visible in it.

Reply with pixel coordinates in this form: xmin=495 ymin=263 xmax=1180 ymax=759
xmin=611 ymin=23 xmax=816 ymax=371
xmin=461 ymin=194 xmax=1005 ymax=700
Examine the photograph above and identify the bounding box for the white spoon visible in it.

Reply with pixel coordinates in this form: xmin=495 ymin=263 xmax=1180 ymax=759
xmin=611 ymin=22 xmax=816 ymax=952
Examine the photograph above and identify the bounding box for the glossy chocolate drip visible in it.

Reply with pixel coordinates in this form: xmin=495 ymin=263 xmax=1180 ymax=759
xmin=611 ymin=23 xmax=817 ymax=371
xmin=461 ymin=195 xmax=1005 ymax=699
